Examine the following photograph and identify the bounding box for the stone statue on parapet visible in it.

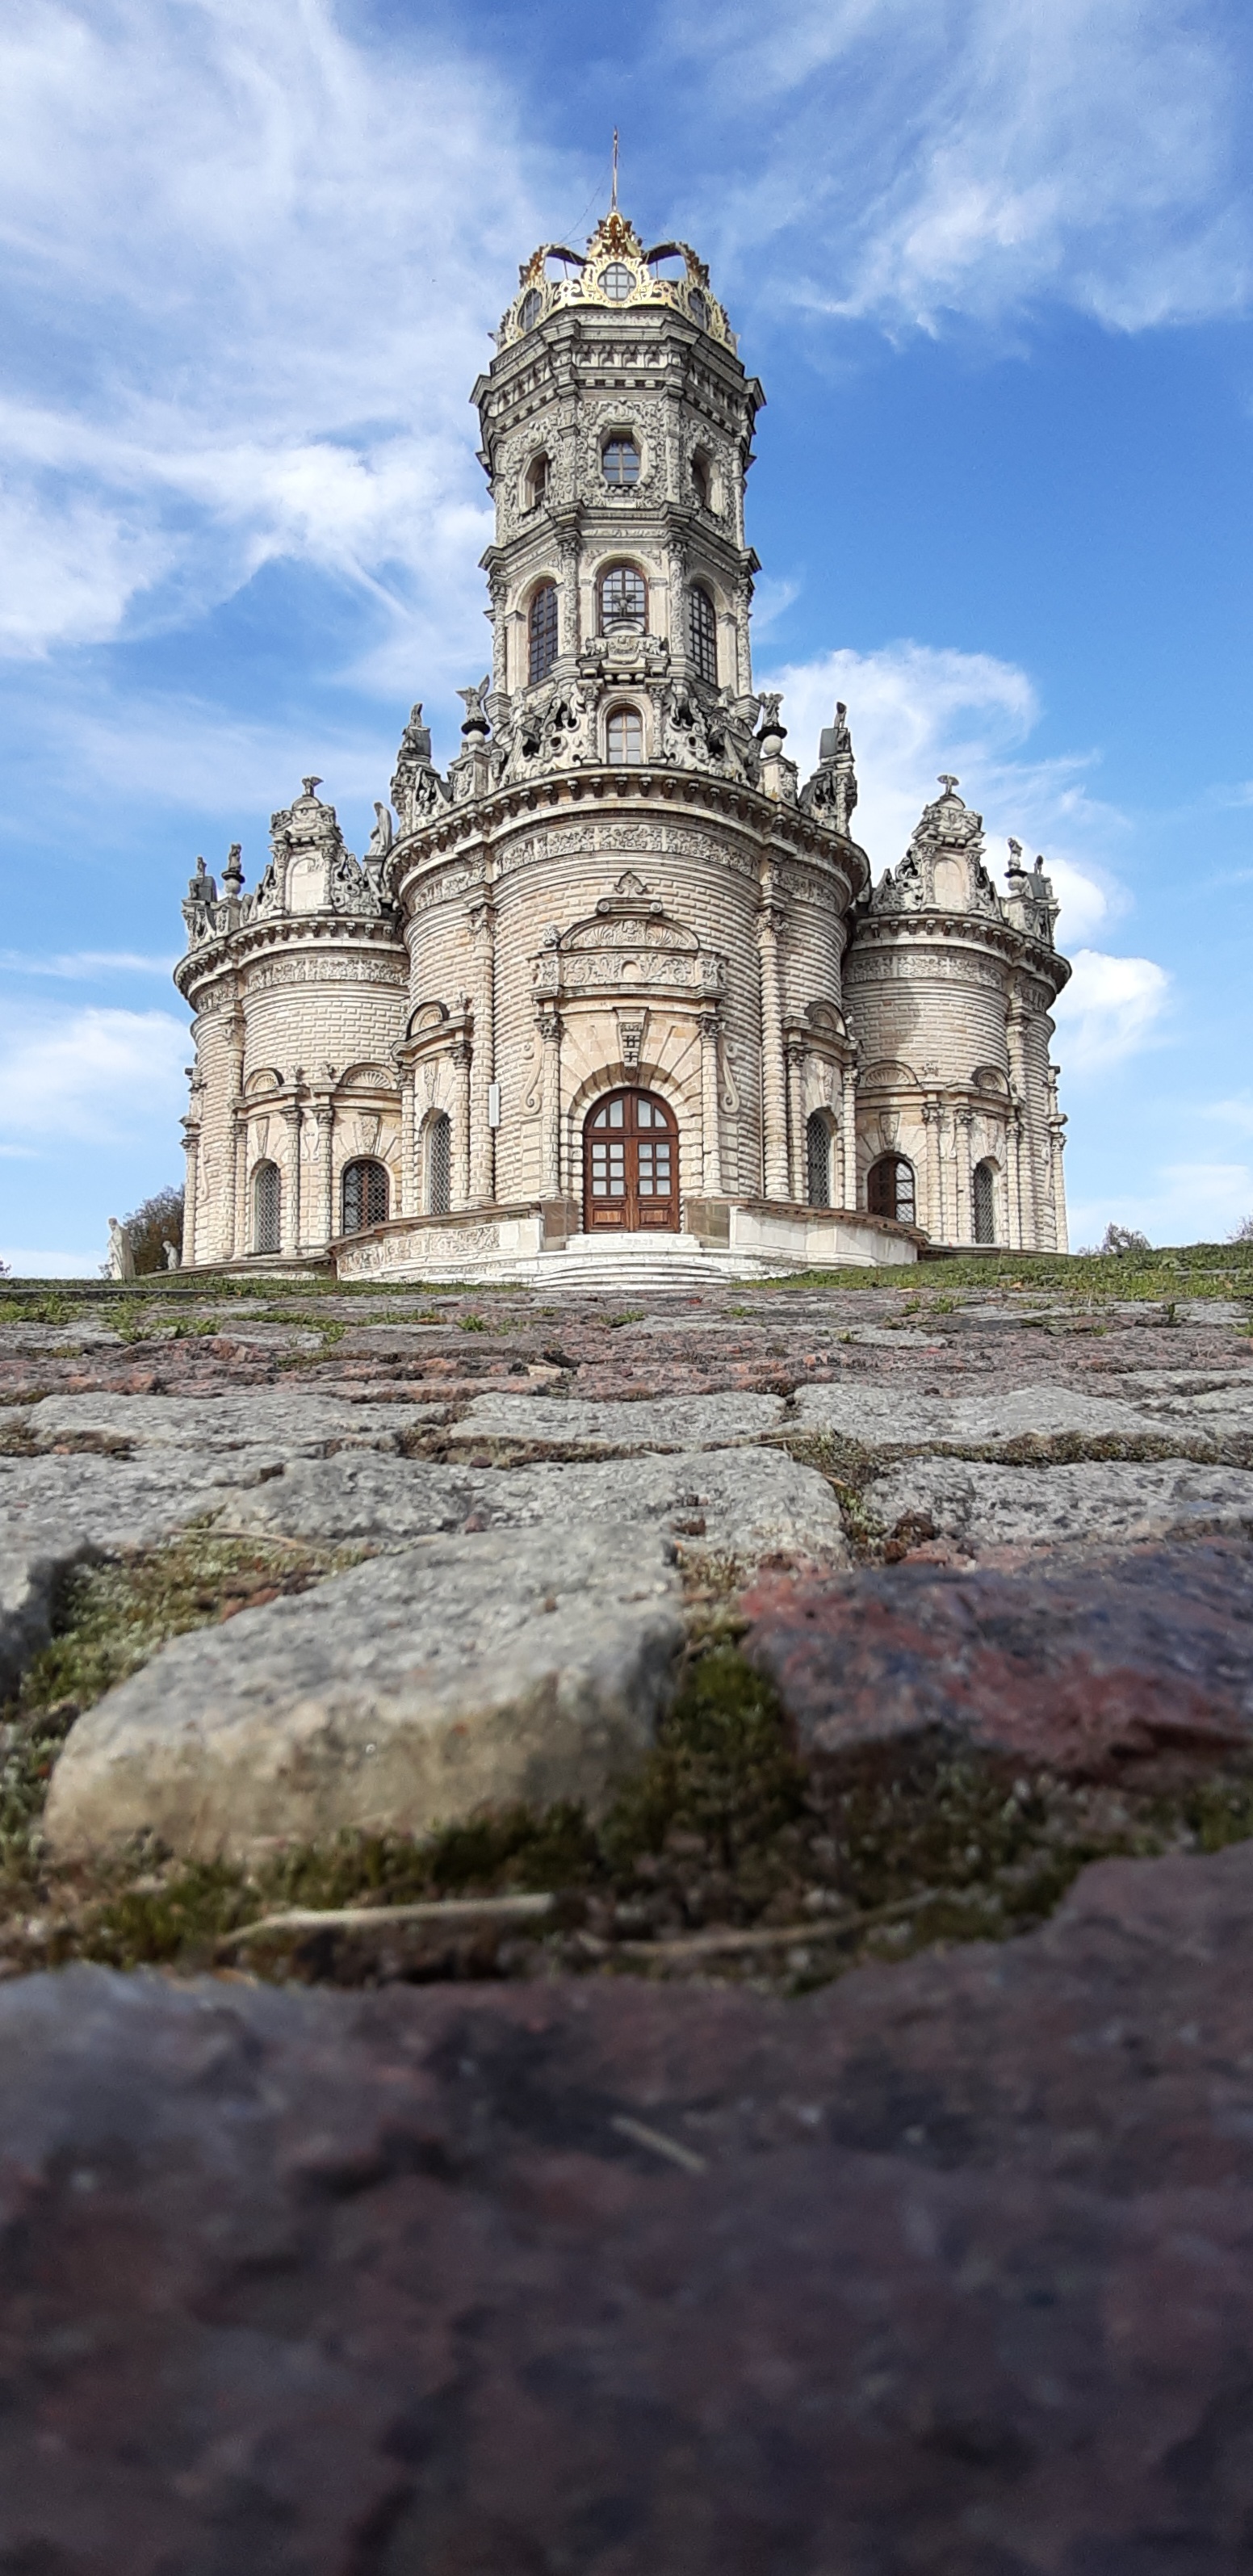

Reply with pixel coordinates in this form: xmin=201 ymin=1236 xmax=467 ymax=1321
xmin=366 ymin=803 xmax=393 ymax=863
xmin=458 ymin=677 xmax=492 ymax=736
xmin=186 ymin=855 xmax=216 ymax=905
xmin=105 ymin=1219 xmax=135 ymax=1282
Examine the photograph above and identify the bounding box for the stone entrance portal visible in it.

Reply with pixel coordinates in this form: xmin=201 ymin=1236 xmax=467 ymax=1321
xmin=583 ymin=1089 xmax=679 ymax=1232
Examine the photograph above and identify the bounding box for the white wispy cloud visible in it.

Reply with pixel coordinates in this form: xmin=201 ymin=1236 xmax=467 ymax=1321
xmin=0 ymin=949 xmax=175 ymax=979
xmin=762 ymin=636 xmax=1171 ymax=1070
xmin=0 ymin=1003 xmax=189 ymax=1145
xmin=1051 ymin=950 xmax=1172 ymax=1070
xmin=671 ymin=0 xmax=1251 ymax=333
xmin=0 ymin=0 xmax=554 ymax=664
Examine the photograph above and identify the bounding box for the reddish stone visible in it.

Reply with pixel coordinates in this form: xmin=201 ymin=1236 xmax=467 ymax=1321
xmin=743 ymin=1537 xmax=1253 ymax=1780
xmin=4 ymin=1841 xmax=1253 ymax=2567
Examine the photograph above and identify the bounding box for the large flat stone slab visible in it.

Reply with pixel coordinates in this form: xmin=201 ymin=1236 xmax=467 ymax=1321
xmin=22 ymin=1388 xmax=444 ymax=1456
xmin=448 ymin=1391 xmax=786 ymax=1450
xmin=218 ymin=1445 xmax=849 ymax=1565
xmin=44 ymin=1524 xmax=685 ymax=1863
xmin=794 ymin=1379 xmax=1168 ymax=1450
xmin=0 ymin=1451 xmax=283 ymax=1555
xmin=742 ymin=1538 xmax=1253 ymax=1781
xmin=865 ymin=1457 xmax=1253 ymax=1554
xmin=8 ymin=1840 xmax=1253 ymax=2563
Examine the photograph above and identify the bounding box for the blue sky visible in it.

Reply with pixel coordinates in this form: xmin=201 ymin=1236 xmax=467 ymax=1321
xmin=2 ymin=0 xmax=1251 ymax=1270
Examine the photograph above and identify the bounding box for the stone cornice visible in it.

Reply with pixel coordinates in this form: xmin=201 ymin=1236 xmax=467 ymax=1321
xmin=174 ymin=909 xmax=406 ymax=1004
xmin=845 ymin=903 xmax=1071 ymax=998
xmin=389 ymin=764 xmax=870 ymax=906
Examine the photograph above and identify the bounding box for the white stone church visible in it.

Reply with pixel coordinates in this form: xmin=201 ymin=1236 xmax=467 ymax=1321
xmin=175 ymin=208 xmax=1070 ymax=1284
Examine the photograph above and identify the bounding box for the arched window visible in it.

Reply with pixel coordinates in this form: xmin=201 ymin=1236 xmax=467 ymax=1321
xmin=867 ymin=1154 xmax=916 ymax=1225
xmin=599 ymin=562 xmax=647 ymax=629
xmin=973 ymin=1159 xmax=997 ymax=1245
xmin=806 ymin=1112 xmax=833 ymax=1209
xmin=528 ymin=581 xmax=559 ymax=683
xmin=253 ymin=1159 xmax=280 ymax=1255
xmin=606 ymin=705 xmax=643 ymax=766
xmin=519 ymin=287 xmax=542 ymax=332
xmin=524 ymin=453 xmax=550 ymax=510
xmin=691 ymin=451 xmax=710 ymax=507
xmin=602 ymin=435 xmax=640 ymax=489
xmin=341 ymin=1157 xmax=388 ymax=1235
xmin=689 ymin=583 xmax=718 ymax=684
xmin=426 ymin=1111 xmax=451 ymax=1216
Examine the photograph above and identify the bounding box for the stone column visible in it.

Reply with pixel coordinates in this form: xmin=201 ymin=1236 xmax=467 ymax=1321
xmin=1006 ymin=996 xmax=1041 ymax=1248
xmin=757 ymin=895 xmax=789 ymax=1201
xmin=537 ymin=1013 xmax=563 ymax=1197
xmin=840 ymin=1059 xmax=858 ymax=1209
xmin=469 ymin=900 xmax=496 ymax=1205
xmin=923 ymin=1098 xmax=945 ymax=1244
xmin=785 ymin=1041 xmax=807 ymax=1203
xmin=1046 ymin=1065 xmax=1068 ymax=1252
xmin=280 ymin=1103 xmax=302 ymax=1255
xmin=1006 ymin=1109 xmax=1024 ymax=1250
xmin=699 ymin=1013 xmax=723 ymax=1196
xmin=452 ymin=1042 xmax=472 ymax=1209
xmin=224 ymin=1011 xmax=244 ymax=1257
xmin=230 ymin=1110 xmax=248 ymax=1259
xmin=953 ymin=1108 xmax=974 ymax=1247
xmin=181 ymin=1118 xmax=199 ymax=1267
xmin=558 ymin=531 xmax=580 ymax=661
xmin=313 ymin=1105 xmax=335 ymax=1247
xmin=400 ymin=1068 xmax=417 ymax=1219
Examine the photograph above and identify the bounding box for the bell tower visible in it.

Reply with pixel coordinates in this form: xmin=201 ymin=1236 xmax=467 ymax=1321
xmin=471 ymin=208 xmax=765 ymax=747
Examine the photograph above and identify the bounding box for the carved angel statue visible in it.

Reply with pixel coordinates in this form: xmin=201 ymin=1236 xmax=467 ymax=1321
xmin=398 ymin=703 xmax=433 ymax=766
xmin=756 ymin=692 xmax=784 ymax=738
xmin=819 ymin=702 xmax=852 ymax=763
xmin=458 ymin=676 xmax=492 ymax=735
xmin=366 ymin=803 xmax=393 ymax=862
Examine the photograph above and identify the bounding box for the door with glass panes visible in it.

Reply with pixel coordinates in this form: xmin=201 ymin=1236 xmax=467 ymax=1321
xmin=582 ymin=1089 xmax=679 ymax=1231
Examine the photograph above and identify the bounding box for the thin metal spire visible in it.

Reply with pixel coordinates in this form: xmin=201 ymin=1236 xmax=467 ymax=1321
xmin=611 ymin=128 xmax=619 ymax=210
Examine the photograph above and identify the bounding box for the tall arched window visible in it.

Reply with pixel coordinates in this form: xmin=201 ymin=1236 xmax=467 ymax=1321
xmin=601 ymin=434 xmax=639 ymax=486
xmin=528 ymin=581 xmax=559 ymax=683
xmin=341 ymin=1157 xmax=388 ymax=1235
xmin=599 ymin=563 xmax=647 ymax=630
xmin=524 ymin=453 xmax=549 ymax=510
xmin=689 ymin=583 xmax=718 ymax=684
xmin=253 ymin=1160 xmax=281 ymax=1255
xmin=606 ymin=705 xmax=643 ymax=766
xmin=426 ymin=1111 xmax=451 ymax=1216
xmin=806 ymin=1112 xmax=832 ymax=1209
xmin=867 ymin=1154 xmax=916 ymax=1225
xmin=973 ymin=1159 xmax=997 ymax=1244
xmin=691 ymin=451 xmax=711 ymax=508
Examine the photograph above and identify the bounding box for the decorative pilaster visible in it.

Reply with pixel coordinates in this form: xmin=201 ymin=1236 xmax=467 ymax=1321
xmin=181 ymin=1114 xmax=199 ymax=1267
xmin=224 ymin=1009 xmax=244 ymax=1257
xmin=1046 ymin=1065 xmax=1068 ymax=1252
xmin=537 ymin=1013 xmax=563 ymax=1196
xmin=923 ymin=1098 xmax=945 ymax=1244
xmin=757 ymin=892 xmax=789 ymax=1200
xmin=1006 ymin=1105 xmax=1025 ymax=1250
xmin=558 ymin=529 xmax=580 ymax=665
xmin=452 ymin=1040 xmax=473 ymax=1209
xmin=280 ymin=1102 xmax=302 ymax=1254
xmin=785 ymin=1037 xmax=807 ymax=1203
xmin=953 ymin=1108 xmax=974 ymax=1247
xmin=840 ymin=1059 xmax=858 ymax=1209
xmin=469 ymin=898 xmax=496 ymax=1204
xmin=400 ymin=1068 xmax=417 ymax=1218
xmin=230 ymin=1110 xmax=247 ymax=1259
xmin=1006 ymin=999 xmax=1041 ymax=1248
xmin=312 ymin=1104 xmax=335 ymax=1247
xmin=699 ymin=1012 xmax=723 ymax=1194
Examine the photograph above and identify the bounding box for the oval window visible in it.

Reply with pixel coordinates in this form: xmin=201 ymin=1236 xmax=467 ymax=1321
xmin=519 ymin=287 xmax=542 ymax=331
xmin=689 ymin=290 xmax=708 ymax=329
xmin=601 ymin=262 xmax=633 ymax=302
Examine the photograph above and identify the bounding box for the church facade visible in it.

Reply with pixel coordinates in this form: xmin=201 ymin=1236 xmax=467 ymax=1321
xmin=174 ymin=210 xmax=1070 ymax=1281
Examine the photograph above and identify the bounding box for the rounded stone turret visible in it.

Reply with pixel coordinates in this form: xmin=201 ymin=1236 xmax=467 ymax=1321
xmin=841 ymin=780 xmax=1071 ymax=1248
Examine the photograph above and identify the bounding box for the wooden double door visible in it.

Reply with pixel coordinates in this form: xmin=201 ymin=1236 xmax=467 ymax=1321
xmin=583 ymin=1089 xmax=679 ymax=1231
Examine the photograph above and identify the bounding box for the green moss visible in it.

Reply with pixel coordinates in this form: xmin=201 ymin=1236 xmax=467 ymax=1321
xmin=601 ymin=1646 xmax=808 ymax=1875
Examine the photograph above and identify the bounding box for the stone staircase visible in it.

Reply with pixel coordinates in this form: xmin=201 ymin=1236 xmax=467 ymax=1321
xmin=531 ymin=1232 xmax=798 ymax=1293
